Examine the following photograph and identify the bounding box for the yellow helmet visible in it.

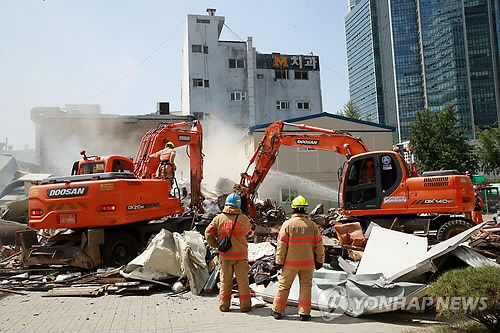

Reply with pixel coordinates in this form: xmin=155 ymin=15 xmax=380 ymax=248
xmin=166 ymin=141 xmax=174 ymax=148
xmin=291 ymin=195 xmax=308 ymax=208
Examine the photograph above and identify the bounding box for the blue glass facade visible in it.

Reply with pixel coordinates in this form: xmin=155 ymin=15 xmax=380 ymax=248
xmin=345 ymin=0 xmax=380 ymax=122
xmin=391 ymin=0 xmax=426 ymax=140
xmin=345 ymin=0 xmax=500 ymax=141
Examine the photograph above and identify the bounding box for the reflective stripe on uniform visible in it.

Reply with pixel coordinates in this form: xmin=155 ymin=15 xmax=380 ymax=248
xmin=273 ymin=297 xmax=287 ymax=305
xmin=207 ymin=226 xmax=217 ymax=234
xmin=298 ymin=299 xmax=311 ymax=306
xmin=239 ymin=294 xmax=251 ymax=300
xmin=218 ymin=230 xmax=247 ymax=237
xmin=284 ymin=259 xmax=315 ymax=267
xmin=278 ymin=235 xmax=322 ymax=243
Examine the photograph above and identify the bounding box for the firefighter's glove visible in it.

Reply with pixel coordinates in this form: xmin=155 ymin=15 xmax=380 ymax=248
xmin=276 ymin=263 xmax=283 ymax=270
xmin=315 ymin=261 xmax=323 ymax=270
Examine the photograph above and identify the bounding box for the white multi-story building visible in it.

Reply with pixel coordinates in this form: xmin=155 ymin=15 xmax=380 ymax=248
xmin=181 ymin=9 xmax=323 ymax=127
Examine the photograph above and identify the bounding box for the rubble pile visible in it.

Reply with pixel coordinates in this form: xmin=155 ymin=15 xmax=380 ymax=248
xmin=2 ymin=183 xmax=500 ymax=320
xmin=469 ymin=224 xmax=500 ymax=262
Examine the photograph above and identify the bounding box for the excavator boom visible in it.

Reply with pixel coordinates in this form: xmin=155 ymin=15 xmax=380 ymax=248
xmin=238 ymin=120 xmax=368 ymax=219
xmin=134 ymin=120 xmax=204 ymax=209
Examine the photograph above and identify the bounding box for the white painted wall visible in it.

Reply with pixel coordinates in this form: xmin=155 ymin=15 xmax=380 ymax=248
xmin=182 ymin=11 xmax=323 ymax=127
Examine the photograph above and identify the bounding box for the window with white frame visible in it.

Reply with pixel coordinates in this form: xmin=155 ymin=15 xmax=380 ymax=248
xmin=280 ymin=188 xmax=298 ymax=204
xmin=229 ymin=59 xmax=245 ymax=68
xmin=193 ymin=79 xmax=209 ymax=88
xmin=296 ymin=100 xmax=310 ymax=110
xmin=230 ymin=91 xmax=246 ymax=101
xmin=276 ymin=100 xmax=290 ymax=110
xmin=192 ymin=45 xmax=208 ymax=54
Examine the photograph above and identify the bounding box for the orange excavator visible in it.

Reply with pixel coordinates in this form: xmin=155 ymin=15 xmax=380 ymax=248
xmin=237 ymin=120 xmax=476 ymax=241
xmin=18 ymin=121 xmax=204 ymax=268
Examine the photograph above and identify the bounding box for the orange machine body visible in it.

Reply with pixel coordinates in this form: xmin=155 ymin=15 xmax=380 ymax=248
xmin=29 ymin=175 xmax=183 ymax=230
xmin=29 ymin=121 xmax=203 ymax=230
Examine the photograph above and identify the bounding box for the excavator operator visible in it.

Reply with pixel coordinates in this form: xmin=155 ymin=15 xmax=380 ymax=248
xmin=149 ymin=141 xmax=177 ymax=186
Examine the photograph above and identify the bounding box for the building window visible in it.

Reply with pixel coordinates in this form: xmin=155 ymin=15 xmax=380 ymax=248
xmin=192 ymin=45 xmax=202 ymax=53
xmin=229 ymin=59 xmax=244 ymax=68
xmin=192 ymin=45 xmax=208 ymax=54
xmin=276 ymin=100 xmax=290 ymax=110
xmin=280 ymin=188 xmax=298 ymax=204
xmin=294 ymin=70 xmax=308 ymax=80
xmin=296 ymin=101 xmax=310 ymax=110
xmin=197 ymin=19 xmax=210 ymax=24
xmin=230 ymin=91 xmax=246 ymax=101
xmin=193 ymin=78 xmax=209 ymax=87
xmin=257 ymin=74 xmax=264 ymax=79
xmin=275 ymin=69 xmax=289 ymax=79
xmin=193 ymin=112 xmax=211 ymax=120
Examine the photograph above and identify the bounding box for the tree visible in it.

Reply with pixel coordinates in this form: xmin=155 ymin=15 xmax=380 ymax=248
xmin=476 ymin=126 xmax=500 ymax=176
xmin=338 ymin=100 xmax=361 ymax=119
xmin=409 ymin=104 xmax=478 ymax=174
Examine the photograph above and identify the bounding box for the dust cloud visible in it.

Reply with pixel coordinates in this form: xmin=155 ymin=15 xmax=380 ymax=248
xmin=197 ymin=117 xmax=249 ymax=193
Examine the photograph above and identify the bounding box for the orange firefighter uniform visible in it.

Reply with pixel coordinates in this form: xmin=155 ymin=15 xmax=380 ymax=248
xmin=272 ymin=213 xmax=325 ymax=316
xmin=149 ymin=146 xmax=176 ymax=183
xmin=205 ymin=205 xmax=252 ymax=312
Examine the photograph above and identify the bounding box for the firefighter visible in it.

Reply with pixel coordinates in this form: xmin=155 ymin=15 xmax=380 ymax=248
xmin=205 ymin=193 xmax=252 ymax=312
xmin=149 ymin=142 xmax=176 ymax=185
xmin=271 ymin=195 xmax=324 ymax=321
xmin=472 ymin=190 xmax=484 ymax=223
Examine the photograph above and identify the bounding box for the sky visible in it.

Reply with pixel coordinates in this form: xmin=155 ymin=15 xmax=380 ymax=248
xmin=0 ymin=0 xmax=351 ymax=150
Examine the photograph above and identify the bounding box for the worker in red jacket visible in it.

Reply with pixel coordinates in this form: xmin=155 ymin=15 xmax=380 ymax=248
xmin=472 ymin=190 xmax=484 ymax=223
xmin=271 ymin=195 xmax=324 ymax=321
xmin=205 ymin=193 xmax=252 ymax=312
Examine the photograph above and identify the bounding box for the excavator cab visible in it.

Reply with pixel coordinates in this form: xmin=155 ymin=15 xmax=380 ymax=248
xmin=342 ymin=152 xmax=404 ymax=210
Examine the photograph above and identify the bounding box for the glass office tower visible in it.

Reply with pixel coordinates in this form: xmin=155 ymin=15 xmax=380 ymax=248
xmin=346 ymin=0 xmax=500 ymax=141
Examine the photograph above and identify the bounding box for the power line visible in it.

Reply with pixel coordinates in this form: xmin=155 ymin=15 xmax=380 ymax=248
xmin=223 ymin=23 xmax=245 ymax=42
xmin=321 ymin=61 xmax=349 ymax=83
xmin=85 ymin=21 xmax=184 ymax=102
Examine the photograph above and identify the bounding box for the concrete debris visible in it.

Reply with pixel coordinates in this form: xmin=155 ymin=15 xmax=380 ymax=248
xmin=121 ymin=229 xmax=209 ymax=295
xmin=247 ymin=242 xmax=275 ymax=262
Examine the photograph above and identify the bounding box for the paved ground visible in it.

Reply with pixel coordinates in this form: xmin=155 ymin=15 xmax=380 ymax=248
xmin=0 ymin=291 xmax=445 ymax=333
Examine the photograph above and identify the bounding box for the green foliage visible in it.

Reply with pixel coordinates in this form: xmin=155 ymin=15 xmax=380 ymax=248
xmin=409 ymin=104 xmax=478 ymax=174
xmin=476 ymin=127 xmax=500 ymax=176
xmin=428 ymin=266 xmax=500 ymax=331
xmin=338 ymin=100 xmax=361 ymax=120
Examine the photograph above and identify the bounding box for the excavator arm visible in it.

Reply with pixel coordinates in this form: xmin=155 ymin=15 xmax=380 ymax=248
xmin=133 ymin=121 xmax=204 ymax=209
xmin=238 ymin=120 xmax=368 ymax=220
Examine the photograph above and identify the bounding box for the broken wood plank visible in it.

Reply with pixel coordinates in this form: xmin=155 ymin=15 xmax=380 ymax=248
xmin=0 ymin=288 xmax=28 ymax=295
xmin=0 ymin=251 xmax=21 ymax=264
xmin=44 ymin=286 xmax=106 ymax=297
